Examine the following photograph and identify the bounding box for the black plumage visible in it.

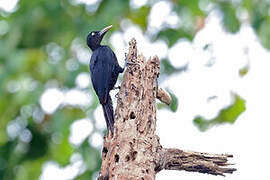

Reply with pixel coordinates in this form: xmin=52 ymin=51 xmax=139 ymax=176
xmin=87 ymin=25 xmax=124 ymax=134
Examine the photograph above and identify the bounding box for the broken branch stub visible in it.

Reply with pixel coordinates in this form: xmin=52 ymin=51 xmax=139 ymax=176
xmin=98 ymin=38 xmax=236 ymax=180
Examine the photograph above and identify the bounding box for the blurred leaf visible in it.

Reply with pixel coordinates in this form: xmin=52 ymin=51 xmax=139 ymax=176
xmin=220 ymin=2 xmax=240 ymax=33
xmin=194 ymin=93 xmax=246 ymax=131
xmin=157 ymin=102 xmax=166 ymax=110
xmin=203 ymin=43 xmax=211 ymax=50
xmin=160 ymin=59 xmax=178 ymax=76
xmin=47 ymin=108 xmax=84 ymax=165
xmin=175 ymin=0 xmax=204 ymax=16
xmin=239 ymin=65 xmax=249 ymax=77
xmin=128 ymin=6 xmax=150 ymax=30
xmin=242 ymin=0 xmax=269 ymax=32
xmin=95 ymin=0 xmax=130 ymax=28
xmin=75 ymin=170 xmax=93 ymax=180
xmin=156 ymin=28 xmax=193 ymax=47
xmin=25 ymin=125 xmax=48 ymax=160
xmin=50 ymin=136 xmax=74 ymax=166
xmin=15 ymin=158 xmax=45 ymax=180
xmin=79 ymin=141 xmax=101 ymax=171
xmin=258 ymin=19 xmax=270 ymax=49
xmin=0 ymin=140 xmax=17 ymax=180
xmin=49 ymin=108 xmax=85 ymax=136
xmin=160 ymin=59 xmax=188 ymax=76
xmin=169 ymin=91 xmax=178 ymax=112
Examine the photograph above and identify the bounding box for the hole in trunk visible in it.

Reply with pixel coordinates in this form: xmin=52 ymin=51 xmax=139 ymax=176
xmin=102 ymin=147 xmax=108 ymax=158
xmin=125 ymin=155 xmax=130 ymax=162
xmin=114 ymin=154 xmax=119 ymax=163
xmin=131 ymin=151 xmax=138 ymax=161
xmin=130 ymin=112 xmax=136 ymax=119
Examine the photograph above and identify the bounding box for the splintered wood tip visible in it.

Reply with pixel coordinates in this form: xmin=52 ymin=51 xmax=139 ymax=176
xmin=129 ymin=38 xmax=137 ymax=49
xmin=128 ymin=38 xmax=138 ymax=60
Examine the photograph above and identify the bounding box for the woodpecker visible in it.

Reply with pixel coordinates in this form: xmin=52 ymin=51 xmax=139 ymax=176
xmin=87 ymin=25 xmax=124 ymax=134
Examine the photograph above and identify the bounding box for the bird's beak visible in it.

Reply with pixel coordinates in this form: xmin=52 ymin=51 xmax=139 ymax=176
xmin=99 ymin=25 xmax=113 ymax=37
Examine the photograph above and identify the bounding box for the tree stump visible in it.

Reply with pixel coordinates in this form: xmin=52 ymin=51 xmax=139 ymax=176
xmin=98 ymin=39 xmax=236 ymax=180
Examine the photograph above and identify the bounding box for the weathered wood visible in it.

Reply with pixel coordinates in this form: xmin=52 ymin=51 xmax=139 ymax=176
xmin=98 ymin=38 xmax=236 ymax=180
xmin=156 ymin=88 xmax=171 ymax=105
xmin=157 ymin=148 xmax=236 ymax=176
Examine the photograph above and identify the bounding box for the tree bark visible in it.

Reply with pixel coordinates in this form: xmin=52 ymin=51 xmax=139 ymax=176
xmin=98 ymin=39 xmax=236 ymax=180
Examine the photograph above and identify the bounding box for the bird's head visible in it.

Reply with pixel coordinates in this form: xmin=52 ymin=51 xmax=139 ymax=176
xmin=87 ymin=25 xmax=112 ymax=51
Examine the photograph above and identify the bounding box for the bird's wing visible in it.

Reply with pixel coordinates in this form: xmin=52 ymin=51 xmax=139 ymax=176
xmin=90 ymin=47 xmax=115 ymax=104
xmin=110 ymin=47 xmax=124 ymax=73
xmin=105 ymin=47 xmax=123 ymax=90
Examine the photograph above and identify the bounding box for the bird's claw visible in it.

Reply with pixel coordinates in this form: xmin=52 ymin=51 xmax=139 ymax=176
xmin=112 ymin=86 xmax=120 ymax=90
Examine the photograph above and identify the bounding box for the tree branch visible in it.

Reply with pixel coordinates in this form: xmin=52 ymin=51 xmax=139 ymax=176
xmin=156 ymin=148 xmax=236 ymax=176
xmin=98 ymin=38 xmax=236 ymax=180
xmin=156 ymin=88 xmax=171 ymax=105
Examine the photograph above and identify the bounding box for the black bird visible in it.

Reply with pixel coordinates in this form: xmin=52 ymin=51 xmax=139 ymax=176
xmin=87 ymin=25 xmax=124 ymax=134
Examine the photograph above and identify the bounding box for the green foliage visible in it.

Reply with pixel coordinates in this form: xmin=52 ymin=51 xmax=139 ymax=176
xmin=160 ymin=59 xmax=188 ymax=76
xmin=79 ymin=141 xmax=101 ymax=171
xmin=176 ymin=0 xmax=204 ymax=16
xmin=0 ymin=0 xmax=269 ymax=179
xmin=169 ymin=91 xmax=179 ymax=112
xmin=157 ymin=28 xmax=193 ymax=47
xmin=128 ymin=6 xmax=150 ymax=30
xmin=242 ymin=0 xmax=270 ymax=49
xmin=239 ymin=65 xmax=249 ymax=77
xmin=25 ymin=125 xmax=48 ymax=160
xmin=220 ymin=2 xmax=240 ymax=33
xmin=257 ymin=19 xmax=270 ymax=49
xmin=194 ymin=93 xmax=246 ymax=131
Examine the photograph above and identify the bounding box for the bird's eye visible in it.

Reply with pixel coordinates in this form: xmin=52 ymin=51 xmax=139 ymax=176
xmin=91 ymin=32 xmax=95 ymax=36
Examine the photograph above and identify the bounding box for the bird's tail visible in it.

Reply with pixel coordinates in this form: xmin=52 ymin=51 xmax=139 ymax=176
xmin=101 ymin=94 xmax=114 ymax=134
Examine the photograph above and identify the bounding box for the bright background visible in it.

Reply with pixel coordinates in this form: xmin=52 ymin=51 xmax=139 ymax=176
xmin=1 ymin=0 xmax=270 ymax=179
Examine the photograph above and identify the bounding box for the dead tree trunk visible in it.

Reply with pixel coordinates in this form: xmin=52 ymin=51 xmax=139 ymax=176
xmin=98 ymin=39 xmax=236 ymax=180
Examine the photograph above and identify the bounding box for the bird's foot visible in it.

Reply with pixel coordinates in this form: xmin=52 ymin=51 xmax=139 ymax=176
xmin=106 ymin=130 xmax=114 ymax=138
xmin=107 ymin=129 xmax=113 ymax=137
xmin=112 ymin=86 xmax=121 ymax=90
